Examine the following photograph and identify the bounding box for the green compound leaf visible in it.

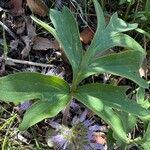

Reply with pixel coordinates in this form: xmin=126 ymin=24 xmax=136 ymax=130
xmin=19 ymin=94 xmax=70 ymax=130
xmin=78 ymin=0 xmax=147 ymax=88
xmin=74 ymin=83 xmax=150 ymax=142
xmin=85 ymin=8 xmax=140 ymax=63
xmin=75 ymin=89 xmax=129 ymax=143
xmin=85 ymin=51 xmax=148 ymax=88
xmin=0 ymin=72 xmax=70 ymax=103
xmin=90 ymin=13 xmax=138 ymax=55
xmin=74 ymin=83 xmax=150 ymax=120
xmin=50 ymin=7 xmax=83 ymax=79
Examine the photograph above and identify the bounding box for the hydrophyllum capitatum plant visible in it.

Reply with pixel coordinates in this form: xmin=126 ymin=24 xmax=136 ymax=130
xmin=0 ymin=0 xmax=150 ymax=148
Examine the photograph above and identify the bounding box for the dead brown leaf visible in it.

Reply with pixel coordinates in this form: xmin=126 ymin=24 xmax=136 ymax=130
xmin=27 ymin=0 xmax=48 ymax=17
xmin=32 ymin=36 xmax=59 ymax=50
xmin=12 ymin=18 xmax=26 ymax=34
xmin=93 ymin=132 xmax=107 ymax=145
xmin=80 ymin=27 xmax=95 ymax=45
xmin=25 ymin=19 xmax=37 ymax=38
xmin=9 ymin=0 xmax=24 ymax=16
xmin=21 ymin=36 xmax=32 ymax=58
xmin=10 ymin=39 xmax=19 ymax=51
xmin=21 ymin=20 xmax=36 ymax=58
xmin=21 ymin=19 xmax=59 ymax=57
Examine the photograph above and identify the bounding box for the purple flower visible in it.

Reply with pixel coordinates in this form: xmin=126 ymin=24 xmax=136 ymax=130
xmin=70 ymin=100 xmax=80 ymax=110
xmin=52 ymin=134 xmax=69 ymax=149
xmin=19 ymin=101 xmax=31 ymax=111
xmin=47 ymin=110 xmax=106 ymax=150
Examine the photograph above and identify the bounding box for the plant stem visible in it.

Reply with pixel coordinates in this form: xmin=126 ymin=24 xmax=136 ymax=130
xmin=62 ymin=101 xmax=72 ymax=126
xmin=62 ymin=72 xmax=81 ymax=125
xmin=124 ymin=0 xmax=133 ymax=20
xmin=133 ymin=0 xmax=140 ymax=22
xmin=129 ymin=137 xmax=144 ymax=145
xmin=71 ymin=78 xmax=79 ymax=92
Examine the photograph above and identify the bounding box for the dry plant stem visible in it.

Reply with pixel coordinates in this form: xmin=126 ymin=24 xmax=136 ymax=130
xmin=2 ymin=21 xmax=8 ymax=60
xmin=0 ymin=57 xmax=53 ymax=68
xmin=1 ymin=22 xmax=8 ymax=74
xmin=0 ymin=61 xmax=5 ymax=74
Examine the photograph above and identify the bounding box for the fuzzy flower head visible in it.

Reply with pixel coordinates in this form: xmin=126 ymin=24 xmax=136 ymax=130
xmin=47 ymin=110 xmax=106 ymax=150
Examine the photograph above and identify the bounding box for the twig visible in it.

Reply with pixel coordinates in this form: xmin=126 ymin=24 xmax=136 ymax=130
xmin=0 ymin=57 xmax=53 ymax=68
xmin=0 ymin=21 xmax=17 ymax=39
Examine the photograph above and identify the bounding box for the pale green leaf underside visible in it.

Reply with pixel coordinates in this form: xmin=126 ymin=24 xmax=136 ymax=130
xmin=0 ymin=72 xmax=70 ymax=103
xmin=86 ymin=50 xmax=148 ymax=88
xmin=19 ymin=94 xmax=70 ymax=130
xmin=79 ymin=1 xmax=147 ymax=88
xmin=50 ymin=7 xmax=83 ymax=77
xmin=74 ymin=83 xmax=150 ymax=119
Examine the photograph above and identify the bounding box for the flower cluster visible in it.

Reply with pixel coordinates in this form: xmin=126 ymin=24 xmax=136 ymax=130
xmin=47 ymin=110 xmax=106 ymax=150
